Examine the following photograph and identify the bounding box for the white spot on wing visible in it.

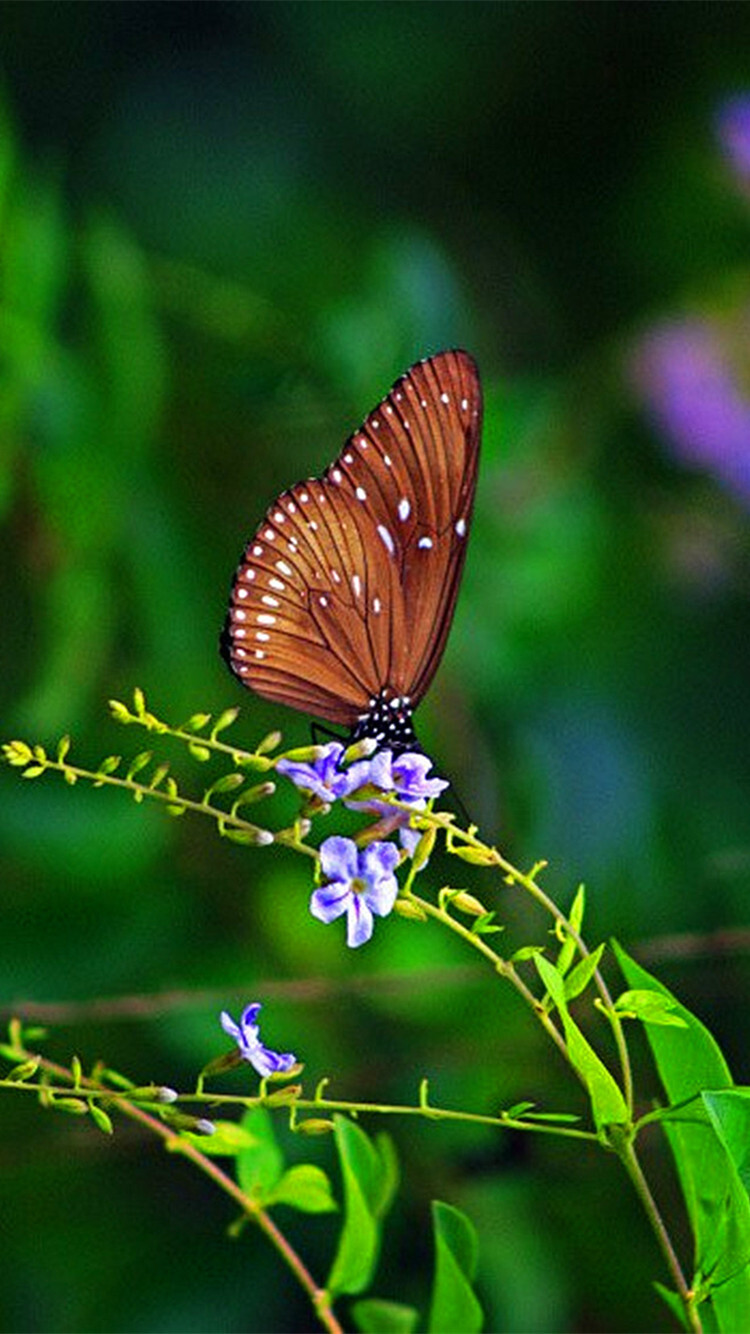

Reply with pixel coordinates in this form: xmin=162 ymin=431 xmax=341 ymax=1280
xmin=398 ymin=498 xmax=410 ymax=522
xmin=332 ymin=469 xmax=342 ymax=483
xmin=355 ymin=486 xmax=367 ymax=501
xmin=257 ymin=614 xmax=276 ymax=626
xmin=377 ymin=524 xmax=395 ymax=556
xmin=440 ymin=392 xmax=450 ymax=405
xmin=461 ymin=397 xmax=468 ymax=411
xmin=418 ymin=536 xmax=433 ymax=549
xmin=256 ymin=631 xmax=270 ymax=642
xmin=252 ymin=545 xmax=263 ymax=557
xmin=455 ymin=518 xmax=466 ymax=537
xmin=261 ymin=595 xmax=280 ymax=608
xmin=352 ymin=574 xmax=362 ymax=598
xmin=276 ymin=560 xmax=292 ymax=576
xmin=264 ymin=528 xmax=276 ymax=541
xmin=269 ymin=577 xmax=285 ymax=591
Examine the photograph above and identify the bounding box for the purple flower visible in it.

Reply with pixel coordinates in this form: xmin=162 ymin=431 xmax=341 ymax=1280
xmin=346 ymin=750 xmax=448 ymax=812
xmin=632 ymin=318 xmax=750 ymax=507
xmin=276 ymin=742 xmax=351 ymax=801
xmin=390 ymin=752 xmax=449 ymax=802
xmin=220 ymin=1003 xmax=297 ymax=1077
xmin=716 ymin=94 xmax=750 ymax=188
xmin=310 ymin=836 xmax=400 ymax=947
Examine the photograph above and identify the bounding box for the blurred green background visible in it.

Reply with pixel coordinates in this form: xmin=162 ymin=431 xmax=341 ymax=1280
xmin=2 ymin=4 xmax=750 ymax=1331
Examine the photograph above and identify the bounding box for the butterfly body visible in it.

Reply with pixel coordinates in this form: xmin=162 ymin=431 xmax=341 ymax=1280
xmin=222 ymin=349 xmax=482 ymax=752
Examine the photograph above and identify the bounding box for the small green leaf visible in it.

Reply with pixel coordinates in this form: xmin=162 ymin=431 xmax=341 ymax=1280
xmin=269 ymin=1164 xmax=338 ymax=1214
xmin=614 ymin=988 xmax=688 ymax=1028
xmin=188 ymin=1119 xmax=258 ymax=1157
xmin=428 ymin=1201 xmax=483 ymax=1334
xmin=556 ymin=884 xmax=586 ymax=978
xmin=563 ymin=943 xmax=605 ymax=1002
xmin=56 ymin=735 xmax=71 ymax=763
xmin=535 ymin=954 xmax=628 ymax=1129
xmin=21 ymin=766 xmax=46 ymax=779
xmin=236 ymin=1108 xmax=285 ymax=1202
xmin=351 ymin=1298 xmax=420 ymax=1333
xmin=511 ymin=945 xmax=544 ymax=962
xmin=653 ymin=1282 xmax=691 ymax=1332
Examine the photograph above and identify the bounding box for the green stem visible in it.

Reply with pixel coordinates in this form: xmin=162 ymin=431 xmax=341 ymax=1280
xmin=617 ymin=1133 xmax=701 ymax=1333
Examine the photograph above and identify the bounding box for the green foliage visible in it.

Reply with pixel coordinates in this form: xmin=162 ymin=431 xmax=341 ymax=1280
xmin=615 ymin=945 xmax=750 ymax=1332
xmin=428 ymin=1201 xmax=483 ymax=1334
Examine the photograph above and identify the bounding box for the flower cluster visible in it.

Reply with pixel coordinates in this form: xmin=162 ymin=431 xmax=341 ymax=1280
xmin=276 ymin=741 xmax=447 ymax=807
xmin=277 ymin=742 xmax=448 ymax=947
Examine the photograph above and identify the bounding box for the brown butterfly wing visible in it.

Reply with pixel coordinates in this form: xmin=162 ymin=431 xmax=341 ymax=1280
xmin=223 ymin=349 xmax=482 ymax=729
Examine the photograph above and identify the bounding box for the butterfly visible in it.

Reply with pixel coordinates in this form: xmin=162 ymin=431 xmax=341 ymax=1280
xmin=221 ymin=349 xmax=482 ymax=753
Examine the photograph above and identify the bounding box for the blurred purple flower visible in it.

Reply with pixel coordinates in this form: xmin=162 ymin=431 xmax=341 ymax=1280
xmin=220 ymin=1003 xmax=297 ymax=1077
xmin=716 ymin=94 xmax=750 ymax=188
xmin=310 ymin=835 xmax=400 ymax=947
xmin=632 ymin=318 xmax=750 ymax=506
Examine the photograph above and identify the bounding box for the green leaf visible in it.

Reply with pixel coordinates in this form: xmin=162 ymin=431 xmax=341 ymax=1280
xmin=327 ymin=1116 xmax=388 ymax=1297
xmin=235 ymin=1107 xmax=285 ymax=1202
xmin=534 ymin=954 xmax=628 ymax=1129
xmin=653 ymin=1282 xmax=691 ymax=1332
xmin=615 ymin=988 xmax=688 ymax=1028
xmin=428 ymin=1201 xmax=483 ymax=1334
xmin=190 ymin=1119 xmax=258 ymax=1157
xmin=563 ymin=943 xmax=605 ymax=1002
xmin=269 ymin=1164 xmax=338 ymax=1214
xmin=556 ymin=883 xmax=586 ymax=977
xmin=614 ymin=942 xmax=750 ymax=1329
xmin=351 ymin=1298 xmax=420 ymax=1333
